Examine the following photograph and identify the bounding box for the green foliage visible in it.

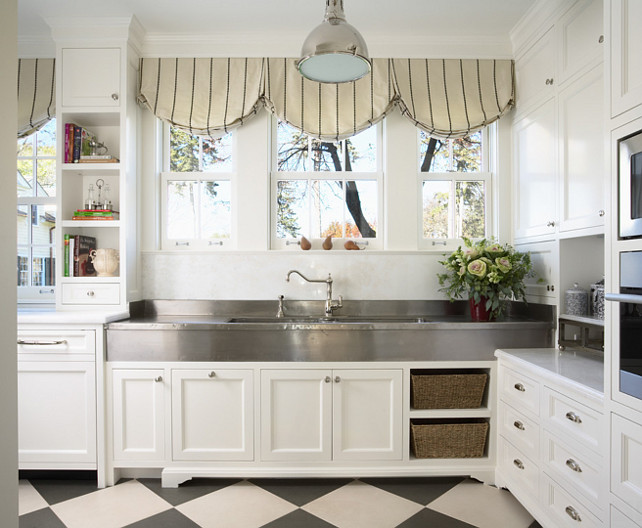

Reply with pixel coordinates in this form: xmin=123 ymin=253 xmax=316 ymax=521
xmin=437 ymin=237 xmax=534 ymax=319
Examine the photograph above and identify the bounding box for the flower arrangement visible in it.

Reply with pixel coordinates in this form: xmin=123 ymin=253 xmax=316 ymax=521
xmin=437 ymin=238 xmax=534 ymax=320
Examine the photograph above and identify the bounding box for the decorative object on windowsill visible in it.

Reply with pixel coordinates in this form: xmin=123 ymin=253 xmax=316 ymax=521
xmin=89 ymin=248 xmax=119 ymax=277
xmin=297 ymin=0 xmax=371 ymax=83
xmin=322 ymin=235 xmax=333 ymax=250
xmin=344 ymin=240 xmax=362 ymax=250
xmin=590 ymin=278 xmax=605 ymax=319
xmin=565 ymin=282 xmax=588 ymax=316
xmin=300 ymin=236 xmax=312 ymax=250
xmin=437 ymin=237 xmax=534 ymax=321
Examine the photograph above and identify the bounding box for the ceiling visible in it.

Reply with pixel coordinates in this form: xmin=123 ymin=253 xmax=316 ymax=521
xmin=18 ymin=0 xmax=535 ymax=56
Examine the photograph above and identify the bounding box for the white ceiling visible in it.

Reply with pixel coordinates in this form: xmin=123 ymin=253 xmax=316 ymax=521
xmin=18 ymin=0 xmax=535 ymax=56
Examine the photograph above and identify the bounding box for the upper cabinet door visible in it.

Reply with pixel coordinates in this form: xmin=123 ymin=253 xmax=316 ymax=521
xmin=611 ymin=0 xmax=642 ymax=117
xmin=61 ymin=48 xmax=121 ymax=108
xmin=515 ymin=26 xmax=556 ymax=113
xmin=558 ymin=0 xmax=604 ymax=85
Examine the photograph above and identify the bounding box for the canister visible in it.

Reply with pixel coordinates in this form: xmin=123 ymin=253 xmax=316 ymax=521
xmin=565 ymin=282 xmax=588 ymax=316
xmin=590 ymin=279 xmax=605 ymax=319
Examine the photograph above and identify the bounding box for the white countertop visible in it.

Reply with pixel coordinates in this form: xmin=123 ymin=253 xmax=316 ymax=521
xmin=495 ymin=347 xmax=604 ymax=395
xmin=18 ymin=306 xmax=129 ymax=325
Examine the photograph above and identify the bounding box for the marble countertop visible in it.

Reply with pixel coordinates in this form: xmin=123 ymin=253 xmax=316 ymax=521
xmin=18 ymin=306 xmax=129 ymax=325
xmin=495 ymin=347 xmax=604 ymax=395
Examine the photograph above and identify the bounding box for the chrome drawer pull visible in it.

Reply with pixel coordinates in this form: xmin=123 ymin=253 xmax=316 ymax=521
xmin=566 ymin=411 xmax=582 ymax=424
xmin=154 ymin=376 xmax=163 ymax=383
xmin=17 ymin=339 xmax=67 ymax=346
xmin=565 ymin=506 xmax=582 ymax=522
xmin=566 ymin=458 xmax=582 ymax=473
xmin=513 ymin=459 xmax=524 ymax=470
xmin=513 ymin=420 xmax=525 ymax=430
xmin=208 ymin=371 xmax=216 ymax=378
xmin=514 ymin=383 xmax=526 ymax=392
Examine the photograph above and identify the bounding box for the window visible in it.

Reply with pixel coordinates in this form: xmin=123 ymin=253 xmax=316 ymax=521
xmin=271 ymin=120 xmax=382 ymax=249
xmin=161 ymin=126 xmax=234 ymax=249
xmin=17 ymin=119 xmax=56 ymax=302
xmin=418 ymin=129 xmax=491 ymax=248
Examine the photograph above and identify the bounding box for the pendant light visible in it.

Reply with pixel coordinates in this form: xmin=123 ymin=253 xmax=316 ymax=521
xmin=297 ymin=0 xmax=371 ymax=83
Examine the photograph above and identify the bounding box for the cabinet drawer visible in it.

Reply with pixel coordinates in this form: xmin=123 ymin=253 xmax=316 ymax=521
xmin=499 ymin=366 xmax=540 ymax=417
xmin=17 ymin=330 xmax=95 ymax=358
xmin=543 ymin=431 xmax=603 ymax=505
xmin=62 ymin=283 xmax=120 ymax=305
xmin=543 ymin=387 xmax=603 ymax=453
xmin=499 ymin=437 xmax=539 ymax=500
xmin=499 ymin=401 xmax=539 ymax=459
xmin=611 ymin=505 xmax=642 ymax=528
xmin=542 ymin=474 xmax=603 ymax=528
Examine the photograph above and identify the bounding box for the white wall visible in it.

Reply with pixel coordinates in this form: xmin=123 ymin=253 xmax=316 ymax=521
xmin=139 ymin=105 xmax=512 ymax=300
xmin=1 ymin=0 xmax=18 ymax=526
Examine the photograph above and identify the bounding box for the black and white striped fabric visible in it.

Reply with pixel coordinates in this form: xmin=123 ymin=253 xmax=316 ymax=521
xmin=392 ymin=59 xmax=514 ymax=138
xmin=138 ymin=57 xmax=514 ymax=140
xmin=17 ymin=58 xmax=56 ymax=138
xmin=137 ymin=57 xmax=264 ymax=137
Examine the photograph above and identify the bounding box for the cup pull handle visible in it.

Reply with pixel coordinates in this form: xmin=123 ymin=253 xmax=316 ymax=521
xmin=514 ymin=383 xmax=526 ymax=392
xmin=513 ymin=421 xmax=525 ymax=430
xmin=513 ymin=459 xmax=524 ymax=470
xmin=566 ymin=458 xmax=582 ymax=473
xmin=566 ymin=411 xmax=582 ymax=424
xmin=565 ymin=506 xmax=582 ymax=522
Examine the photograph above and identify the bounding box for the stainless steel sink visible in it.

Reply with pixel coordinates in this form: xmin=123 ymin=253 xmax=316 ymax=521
xmin=227 ymin=316 xmax=429 ymax=324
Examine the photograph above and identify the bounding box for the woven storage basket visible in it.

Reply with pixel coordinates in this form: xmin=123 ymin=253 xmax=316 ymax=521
xmin=411 ymin=373 xmax=488 ymax=409
xmin=410 ymin=422 xmax=489 ymax=459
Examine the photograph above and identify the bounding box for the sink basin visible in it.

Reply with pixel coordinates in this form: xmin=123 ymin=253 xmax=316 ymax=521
xmin=227 ymin=316 xmax=429 ymax=324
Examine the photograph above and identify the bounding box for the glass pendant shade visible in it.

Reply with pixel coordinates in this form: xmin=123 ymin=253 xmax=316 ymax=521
xmin=298 ymin=0 xmax=371 ymax=83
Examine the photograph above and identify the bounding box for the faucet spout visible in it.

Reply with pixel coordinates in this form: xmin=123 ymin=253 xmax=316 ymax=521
xmin=285 ymin=270 xmax=343 ymax=316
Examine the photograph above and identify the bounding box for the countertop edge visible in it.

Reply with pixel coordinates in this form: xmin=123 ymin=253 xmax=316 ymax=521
xmin=18 ymin=309 xmax=130 ymax=325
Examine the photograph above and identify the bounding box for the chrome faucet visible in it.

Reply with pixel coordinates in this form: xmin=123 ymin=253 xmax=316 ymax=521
xmin=276 ymin=295 xmax=285 ymax=318
xmin=286 ymin=270 xmax=343 ymax=317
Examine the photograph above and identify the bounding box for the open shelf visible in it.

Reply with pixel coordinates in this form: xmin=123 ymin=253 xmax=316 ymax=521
xmin=62 ymin=162 xmax=121 ymax=172
xmin=59 ymin=276 xmax=120 ymax=283
xmin=559 ymin=313 xmax=605 ymax=327
xmin=62 ymin=220 xmax=121 ymax=228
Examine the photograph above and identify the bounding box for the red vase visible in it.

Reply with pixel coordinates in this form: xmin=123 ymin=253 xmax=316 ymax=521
xmin=469 ymin=296 xmax=491 ymax=322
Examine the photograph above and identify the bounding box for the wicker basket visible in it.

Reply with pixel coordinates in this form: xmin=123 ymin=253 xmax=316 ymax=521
xmin=411 ymin=373 xmax=488 ymax=409
xmin=411 ymin=421 xmax=489 ymax=459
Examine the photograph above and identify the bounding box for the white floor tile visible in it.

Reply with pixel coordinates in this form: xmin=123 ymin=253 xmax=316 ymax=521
xmin=427 ymin=479 xmax=534 ymax=528
xmin=51 ymin=479 xmax=172 ymax=528
xmin=302 ymin=480 xmax=423 ymax=528
xmin=176 ymin=480 xmax=297 ymax=528
xmin=19 ymin=479 xmax=49 ymax=516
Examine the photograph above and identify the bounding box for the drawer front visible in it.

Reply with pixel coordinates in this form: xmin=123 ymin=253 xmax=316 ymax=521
xmin=498 ymin=437 xmax=539 ymax=500
xmin=611 ymin=505 xmax=642 ymax=528
xmin=62 ymin=283 xmax=120 ymax=305
xmin=17 ymin=330 xmax=95 ymax=359
xmin=499 ymin=366 xmax=540 ymax=417
xmin=542 ymin=474 xmax=603 ymax=528
xmin=543 ymin=431 xmax=603 ymax=505
xmin=544 ymin=387 xmax=603 ymax=453
xmin=499 ymin=401 xmax=539 ymax=459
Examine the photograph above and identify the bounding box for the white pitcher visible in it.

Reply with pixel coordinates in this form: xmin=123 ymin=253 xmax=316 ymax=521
xmin=89 ymin=248 xmax=119 ymax=277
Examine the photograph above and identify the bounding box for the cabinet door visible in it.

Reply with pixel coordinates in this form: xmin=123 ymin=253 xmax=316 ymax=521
xmin=260 ymin=369 xmax=332 ymax=461
xmin=172 ymin=369 xmax=253 ymax=461
xmin=513 ymin=98 xmax=558 ymax=240
xmin=515 ymin=26 xmax=556 ymax=111
xmin=18 ymin=361 xmax=96 ymax=465
xmin=558 ymin=0 xmax=603 ymax=84
xmin=612 ymin=413 xmax=642 ymax=513
xmin=332 ymin=369 xmax=403 ymax=461
xmin=558 ymin=65 xmax=605 ymax=233
xmin=516 ymin=240 xmax=558 ymax=301
xmin=112 ymin=369 xmax=166 ymax=462
xmin=611 ymin=0 xmax=642 ymax=117
xmin=61 ymin=48 xmax=121 ymax=107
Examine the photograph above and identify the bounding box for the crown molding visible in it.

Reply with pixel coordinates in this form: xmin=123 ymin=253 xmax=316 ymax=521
xmin=18 ymin=36 xmax=55 ymax=58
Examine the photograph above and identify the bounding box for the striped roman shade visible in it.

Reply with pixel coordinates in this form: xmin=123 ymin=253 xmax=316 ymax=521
xmin=138 ymin=57 xmax=515 ymax=140
xmin=17 ymin=59 xmax=56 ymax=138
xmin=392 ymin=59 xmax=514 ymax=138
xmin=138 ymin=58 xmax=264 ymax=136
xmin=263 ymin=58 xmax=396 ymax=141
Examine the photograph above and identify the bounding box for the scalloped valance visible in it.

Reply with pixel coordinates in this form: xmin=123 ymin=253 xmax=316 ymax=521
xmin=138 ymin=57 xmax=514 ymax=141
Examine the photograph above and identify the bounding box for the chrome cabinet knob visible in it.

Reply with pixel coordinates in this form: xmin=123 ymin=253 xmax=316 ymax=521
xmin=334 ymin=376 xmax=341 ymax=383
xmin=208 ymin=371 xmax=216 ymax=378
xmin=324 ymin=376 xmax=331 ymax=383
xmin=545 ymin=78 xmax=554 ymax=85
xmin=514 ymin=383 xmax=526 ymax=392
xmin=598 ymin=35 xmax=604 ymax=43
xmin=546 ymin=220 xmax=556 ymax=227
xmin=87 ymin=290 xmax=95 ymax=297
xmin=111 ymin=93 xmax=119 ymax=101
xmin=566 ymin=458 xmax=582 ymax=473
xmin=513 ymin=420 xmax=525 ymax=431
xmin=154 ymin=376 xmax=163 ymax=383
xmin=566 ymin=411 xmax=582 ymax=424
xmin=598 ymin=210 xmax=605 ymax=217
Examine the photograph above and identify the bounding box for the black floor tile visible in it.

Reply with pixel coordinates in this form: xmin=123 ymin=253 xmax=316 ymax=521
xmin=137 ymin=477 xmax=242 ymax=506
xmin=123 ymin=507 xmax=202 ymax=528
xmin=360 ymin=476 xmax=467 ymax=506
xmin=397 ymin=508 xmax=477 ymax=528
xmin=28 ymin=479 xmax=99 ymax=506
xmin=249 ymin=478 xmax=353 ymax=507
xmin=259 ymin=508 xmax=338 ymax=528
xmin=19 ymin=507 xmax=66 ymax=528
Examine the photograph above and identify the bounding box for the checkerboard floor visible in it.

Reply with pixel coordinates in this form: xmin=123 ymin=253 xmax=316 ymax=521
xmin=19 ymin=475 xmax=543 ymax=528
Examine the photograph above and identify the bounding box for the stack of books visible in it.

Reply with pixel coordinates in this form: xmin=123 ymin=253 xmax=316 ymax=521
xmin=63 ymin=123 xmax=118 ymax=163
xmin=72 ymin=209 xmax=117 ymax=221
xmin=63 ymin=234 xmax=97 ymax=277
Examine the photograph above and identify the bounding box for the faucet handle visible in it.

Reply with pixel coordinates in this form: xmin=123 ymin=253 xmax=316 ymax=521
xmin=276 ymin=295 xmax=285 ymax=318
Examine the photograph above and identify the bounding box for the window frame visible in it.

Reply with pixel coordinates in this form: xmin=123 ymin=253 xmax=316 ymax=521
xmin=17 ymin=119 xmax=57 ymax=303
xmin=417 ymin=126 xmax=494 ymax=251
xmin=270 ymin=119 xmax=384 ymax=250
xmin=160 ymin=123 xmax=236 ymax=251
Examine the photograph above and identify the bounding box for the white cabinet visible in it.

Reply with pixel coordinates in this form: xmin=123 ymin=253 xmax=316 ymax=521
xmin=611 ymin=413 xmax=642 ymax=515
xmin=610 ymin=0 xmax=642 ymax=117
xmin=514 ymin=26 xmax=556 ymax=112
xmin=516 ymin=240 xmax=558 ymax=302
xmin=61 ymin=48 xmax=121 ymax=108
xmin=171 ymin=369 xmax=253 ymax=461
xmin=513 ymin=98 xmax=558 ymax=240
xmin=112 ymin=369 xmax=166 ymax=462
xmin=260 ymin=369 xmax=403 ymax=462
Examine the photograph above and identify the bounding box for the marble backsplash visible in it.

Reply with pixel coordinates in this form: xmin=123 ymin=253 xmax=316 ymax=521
xmin=141 ymin=251 xmax=448 ymax=301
